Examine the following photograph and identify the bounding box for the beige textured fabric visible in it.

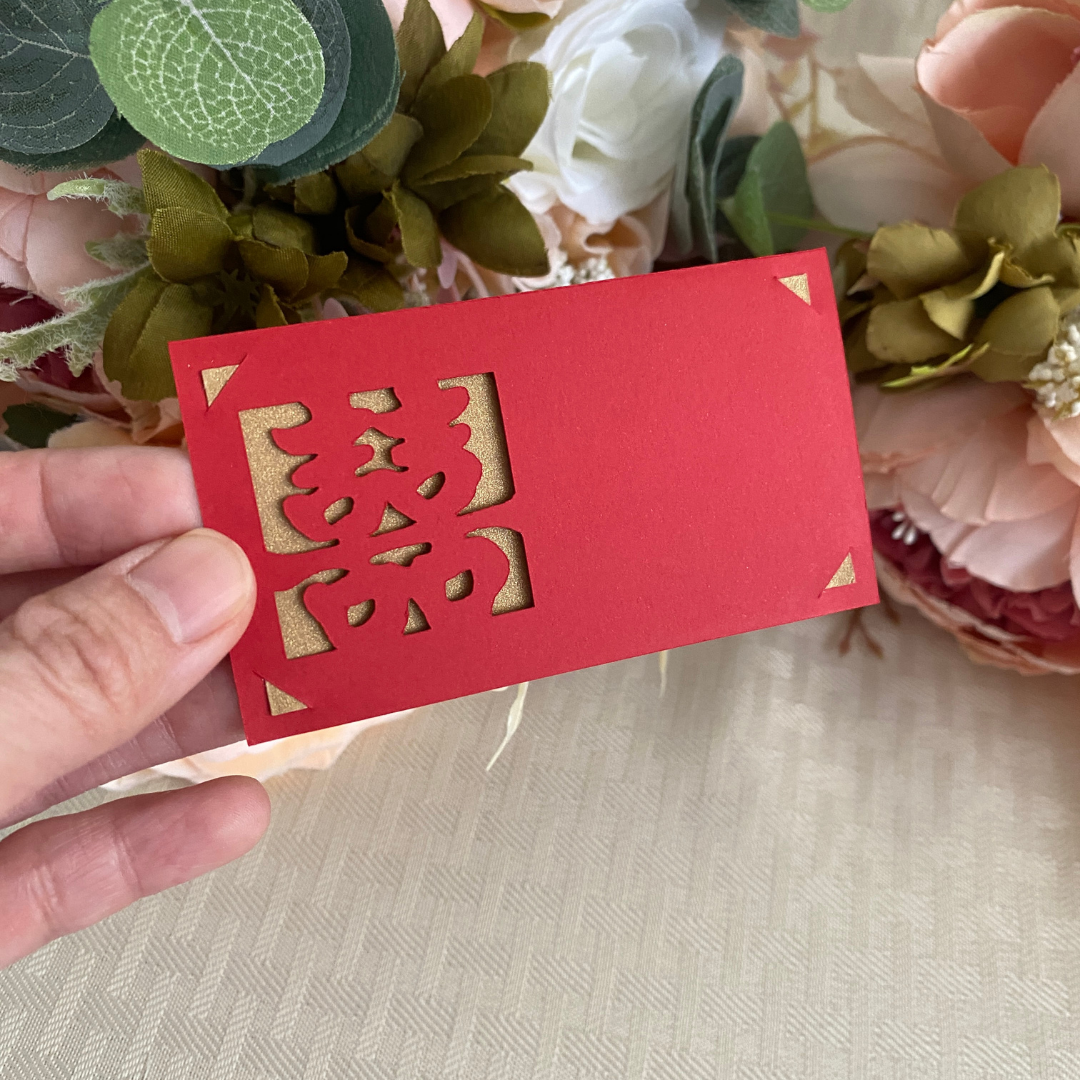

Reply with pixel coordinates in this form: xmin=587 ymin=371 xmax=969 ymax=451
xmin=5 ymin=606 xmax=1080 ymax=1079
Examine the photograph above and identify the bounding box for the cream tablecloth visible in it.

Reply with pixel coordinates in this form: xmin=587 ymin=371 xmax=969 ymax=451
xmin=12 ymin=2 xmax=1076 ymax=1077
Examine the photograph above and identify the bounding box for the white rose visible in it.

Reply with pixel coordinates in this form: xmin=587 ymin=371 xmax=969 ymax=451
xmin=510 ymin=0 xmax=724 ymax=225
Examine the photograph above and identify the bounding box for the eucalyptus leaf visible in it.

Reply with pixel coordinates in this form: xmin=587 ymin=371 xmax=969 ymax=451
xmin=0 ymin=111 xmax=145 ymax=171
xmin=91 ymin=0 xmax=325 ymax=165
xmin=404 ymin=75 xmax=493 ymax=182
xmin=468 ymin=63 xmax=549 ymax=158
xmin=0 ymin=0 xmax=113 ymax=154
xmin=723 ymin=0 xmax=799 ymax=37
xmin=245 ymin=0 xmax=351 ymax=167
xmin=686 ymin=55 xmax=743 ymax=262
xmin=800 ymin=0 xmax=853 ymax=9
xmin=254 ymin=0 xmax=399 ymax=182
xmin=439 ymin=185 xmax=548 ymax=277
xmin=397 ymin=0 xmax=446 ymax=113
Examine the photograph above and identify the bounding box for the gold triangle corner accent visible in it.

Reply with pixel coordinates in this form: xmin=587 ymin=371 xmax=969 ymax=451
xmin=265 ymin=680 xmax=308 ymax=716
xmin=778 ymin=274 xmax=811 ymax=305
xmin=201 ymin=364 xmax=240 ymax=407
xmin=825 ymin=553 xmax=856 ymax=590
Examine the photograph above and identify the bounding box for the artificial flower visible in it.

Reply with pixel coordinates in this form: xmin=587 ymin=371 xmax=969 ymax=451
xmin=380 ymin=0 xmax=475 ymax=44
xmin=509 ymin=0 xmax=725 ymax=224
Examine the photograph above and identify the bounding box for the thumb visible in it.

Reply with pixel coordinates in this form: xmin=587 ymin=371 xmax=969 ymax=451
xmin=0 ymin=529 xmax=255 ymax=816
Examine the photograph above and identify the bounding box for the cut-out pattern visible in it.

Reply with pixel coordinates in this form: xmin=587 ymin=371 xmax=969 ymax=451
xmin=347 ymin=599 xmax=375 ymax=627
xmin=467 ymin=527 xmax=534 ymax=614
xmin=825 ymin=553 xmax=856 ymax=589
xmin=370 ymin=542 xmax=432 ymax=567
xmin=445 ymin=570 xmax=473 ymax=601
xmin=438 ymin=374 xmax=515 ymax=514
xmin=239 ymin=403 xmax=336 ymax=555
xmin=349 ymin=388 xmax=401 ymax=414
xmin=202 ymin=364 xmax=239 ymax=406
xmin=265 ymin=681 xmax=308 ymax=716
xmin=417 ymin=472 xmax=445 ymax=499
xmin=372 ymin=502 xmax=415 ymax=536
xmin=355 ymin=428 xmax=406 ymax=476
xmin=274 ymin=568 xmax=347 ymax=658
xmin=779 ymin=274 xmax=811 ymax=305
xmin=404 ymin=598 xmax=430 ymax=634
xmin=324 ymin=497 xmax=353 ymax=524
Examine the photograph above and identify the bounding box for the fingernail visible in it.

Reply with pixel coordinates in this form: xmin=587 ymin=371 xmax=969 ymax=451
xmin=128 ymin=529 xmax=254 ymax=644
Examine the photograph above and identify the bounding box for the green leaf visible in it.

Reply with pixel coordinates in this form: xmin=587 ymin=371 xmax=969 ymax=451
xmin=334 ymin=112 xmax=424 ymax=198
xmin=0 ymin=268 xmax=148 ymax=380
xmin=256 ymin=284 xmax=289 ymax=328
xmin=2 ymin=404 xmax=78 ymax=448
xmin=800 ymin=0 xmax=853 ymax=9
xmin=294 ymin=250 xmax=348 ymax=300
xmin=245 ymin=0 xmax=351 ymax=167
xmin=48 ymin=178 xmax=147 ymax=218
xmin=237 ymin=238 xmax=310 ymax=298
xmin=686 ymin=55 xmax=744 ymax=263
xmin=0 ymin=111 xmax=145 ymax=172
xmin=252 ymin=204 xmax=317 ymax=253
xmin=139 ymin=150 xmax=228 ymax=220
xmin=90 ymin=0 xmax=325 ymax=165
xmin=975 ymin=285 xmax=1060 ymax=357
xmin=103 ymin=277 xmax=212 ymax=400
xmin=0 ymin=0 xmax=114 ymax=154
xmin=880 ymin=343 xmax=987 ymax=390
xmin=468 ymin=63 xmax=549 ymax=158
xmin=720 ymin=121 xmax=813 ymax=257
xmin=86 ymin=234 xmax=149 ymax=270
xmin=404 ymin=75 xmax=493 ymax=182
xmin=475 ymin=2 xmax=550 ymax=30
xmin=724 ymin=0 xmax=800 ymax=36
xmin=397 ymin=0 xmax=446 ymax=114
xmin=417 ymin=14 xmax=484 ymax=103
xmin=336 ymin=259 xmax=404 ymax=312
xmin=867 ymin=224 xmax=973 ymax=301
xmin=418 ymin=154 xmax=531 ymax=184
xmin=255 ymin=0 xmax=399 ymax=182
xmin=954 ymin=166 xmax=1061 ymax=263
xmin=148 ymin=207 xmax=234 ymax=282
xmin=293 ymin=172 xmax=338 ymax=214
xmin=390 ymin=183 xmax=441 ymax=268
xmin=866 ymin=297 xmax=961 ymax=364
xmin=412 ymin=173 xmax=506 ymax=212
xmin=439 ymin=185 xmax=548 ymax=276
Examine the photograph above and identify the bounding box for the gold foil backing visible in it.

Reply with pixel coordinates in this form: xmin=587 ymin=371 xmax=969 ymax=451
xmin=239 ymin=403 xmax=335 ymax=555
xmin=467 ymin=527 xmax=533 ymax=614
xmin=274 ymin=568 xmax=346 ymax=659
xmin=825 ymin=553 xmax=856 ymax=589
xmin=349 ymin=388 xmax=402 ymax=414
xmin=445 ymin=570 xmax=473 ymax=601
xmin=324 ymin=497 xmax=353 ymax=524
xmin=201 ymin=364 xmax=239 ymax=406
xmin=416 ymin=472 xmax=445 ymax=499
xmin=779 ymin=274 xmax=811 ymax=305
xmin=372 ymin=502 xmax=415 ymax=536
xmin=355 ymin=428 xmax=405 ymax=476
xmin=265 ymin=681 xmax=308 ymax=716
xmin=438 ymin=374 xmax=515 ymax=514
xmin=370 ymin=542 xmax=431 ymax=567
xmin=347 ymin=599 xmax=375 ymax=627
xmin=404 ymin=598 xmax=430 ymax=634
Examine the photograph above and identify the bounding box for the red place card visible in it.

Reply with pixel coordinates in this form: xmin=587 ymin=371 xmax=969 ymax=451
xmin=171 ymin=250 xmax=876 ymax=743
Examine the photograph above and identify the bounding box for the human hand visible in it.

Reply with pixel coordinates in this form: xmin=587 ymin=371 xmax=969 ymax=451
xmin=0 ymin=446 xmax=267 ymax=969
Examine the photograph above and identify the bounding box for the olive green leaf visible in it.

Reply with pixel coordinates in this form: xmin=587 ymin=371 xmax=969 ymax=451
xmin=439 ymin=185 xmax=548 ymax=277
xmin=103 ymin=276 xmax=213 ymax=400
xmin=867 ymin=224 xmax=972 ymax=301
xmin=255 ymin=0 xmax=398 ymax=183
xmin=881 ymin=343 xmax=987 ymax=391
xmin=801 ymin=0 xmax=854 ymax=10
xmin=337 ymin=259 xmax=405 ymax=312
xmin=47 ymin=177 xmax=147 ymax=217
xmin=246 ymin=0 xmax=350 ymax=167
xmin=920 ymin=250 xmax=1004 ymax=339
xmin=974 ymin=285 xmax=1060 ymax=357
xmin=419 ymin=154 xmax=532 ymax=184
xmin=1 ymin=403 xmax=78 ymax=448
xmin=404 ymin=75 xmax=494 ymax=182
xmin=685 ymin=55 xmax=744 ymax=262
xmin=417 ymin=14 xmax=484 ymax=103
xmin=0 ymin=0 xmax=114 ymax=154
xmin=721 ymin=122 xmax=812 ymax=257
xmin=335 ymin=113 xmax=424 ymax=198
xmin=344 ymin=207 xmax=394 ymax=261
xmin=412 ymin=173 xmax=507 ymax=212
xmin=293 ymin=172 xmax=338 ymax=215
xmin=256 ymin=284 xmax=290 ymax=328
xmin=475 ymin=2 xmax=550 ymax=30
xmin=365 ymin=194 xmax=400 ymax=247
xmin=390 ymin=183 xmax=442 ymax=269
xmin=91 ymin=0 xmax=325 ymax=165
xmin=992 ymin=240 xmax=1055 ymax=289
xmin=397 ymin=0 xmax=446 ymax=113
xmin=253 ymin=204 xmax=317 ymax=253
xmin=148 ymin=207 xmax=234 ymax=283
xmin=139 ymin=150 xmax=228 ymax=220
xmin=237 ymin=239 xmax=310 ymax=298
xmin=866 ymin=298 xmax=960 ymax=364
xmin=723 ymin=0 xmax=800 ymax=38
xmin=0 ymin=111 xmax=145 ymax=172
xmin=954 ymin=166 xmax=1060 ymax=261
xmin=468 ymin=63 xmax=549 ymax=158
xmin=293 ymin=250 xmax=349 ymax=301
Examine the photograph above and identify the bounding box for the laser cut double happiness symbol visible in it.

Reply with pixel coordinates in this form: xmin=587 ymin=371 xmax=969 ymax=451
xmin=228 ymin=371 xmax=534 ymax=715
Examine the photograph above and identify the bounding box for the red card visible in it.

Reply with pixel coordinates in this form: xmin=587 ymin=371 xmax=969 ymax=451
xmin=171 ymin=250 xmax=876 ymax=743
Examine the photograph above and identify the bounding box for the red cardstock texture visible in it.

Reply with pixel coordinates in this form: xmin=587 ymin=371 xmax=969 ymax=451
xmin=171 ymin=250 xmax=877 ymax=743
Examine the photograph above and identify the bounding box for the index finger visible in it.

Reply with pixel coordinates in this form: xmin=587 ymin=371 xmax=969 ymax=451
xmin=0 ymin=447 xmax=201 ymax=574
